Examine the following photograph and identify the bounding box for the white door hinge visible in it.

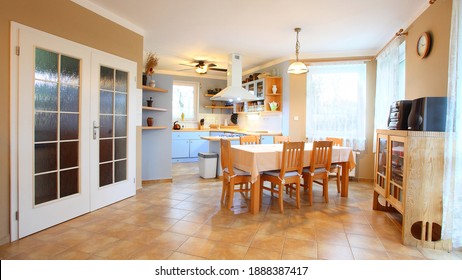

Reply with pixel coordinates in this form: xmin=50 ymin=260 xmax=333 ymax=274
xmin=16 ymin=46 xmax=20 ymax=56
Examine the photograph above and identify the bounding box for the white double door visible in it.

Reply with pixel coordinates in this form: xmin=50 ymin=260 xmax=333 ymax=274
xmin=12 ymin=23 xmax=137 ymax=239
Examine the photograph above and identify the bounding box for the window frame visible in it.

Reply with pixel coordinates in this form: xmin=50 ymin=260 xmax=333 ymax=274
xmin=172 ymin=80 xmax=199 ymax=122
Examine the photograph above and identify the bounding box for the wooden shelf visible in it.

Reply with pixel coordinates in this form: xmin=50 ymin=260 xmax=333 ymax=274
xmin=141 ymin=126 xmax=167 ymax=130
xmin=205 ymin=105 xmax=233 ymax=109
xmin=265 ymin=93 xmax=281 ymax=96
xmin=142 ymin=106 xmax=167 ymax=112
xmin=142 ymin=85 xmax=168 ymax=93
xmin=205 ymin=94 xmax=217 ymax=97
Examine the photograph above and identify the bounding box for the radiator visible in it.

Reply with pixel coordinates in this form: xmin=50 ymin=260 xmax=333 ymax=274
xmin=349 ymin=151 xmax=359 ymax=177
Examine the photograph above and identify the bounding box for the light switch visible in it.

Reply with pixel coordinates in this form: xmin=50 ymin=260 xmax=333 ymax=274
xmin=294 ymin=116 xmax=299 ymax=121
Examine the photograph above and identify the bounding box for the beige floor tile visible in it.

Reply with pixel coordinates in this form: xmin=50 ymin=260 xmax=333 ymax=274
xmin=53 ymin=249 xmax=93 ymax=260
xmin=343 ymin=222 xmax=377 ymax=237
xmin=177 ymin=237 xmax=218 ymax=258
xmin=220 ymin=228 xmax=255 ymax=247
xmin=167 ymin=252 xmax=206 ymax=260
xmin=207 ymin=242 xmax=249 ymax=260
xmin=8 ymin=243 xmax=68 ymax=260
xmin=124 ymin=227 xmax=164 ymax=245
xmin=145 ymin=217 xmax=179 ymax=231
xmin=129 ymin=246 xmax=174 ymax=260
xmin=285 ymin=226 xmax=316 ymax=241
xmin=315 ymin=228 xmax=350 ymax=247
xmin=69 ymin=234 xmax=119 ymax=254
xmin=168 ymin=220 xmax=203 ymax=236
xmin=351 ymin=247 xmax=390 ymax=260
xmin=182 ymin=212 xmax=213 ymax=223
xmin=152 ymin=232 xmax=189 ymax=251
xmin=281 ymin=252 xmax=316 ymax=260
xmin=317 ymin=243 xmax=354 ymax=260
xmin=93 ymin=240 xmax=146 ymax=260
xmin=244 ymin=247 xmax=282 ymax=260
xmin=347 ymin=233 xmax=386 ymax=252
xmin=52 ymin=228 xmax=96 ymax=248
xmin=250 ymin=233 xmax=285 ymax=253
xmin=101 ymin=222 xmax=144 ymax=240
xmin=283 ymin=238 xmax=317 ymax=258
xmin=194 ymin=224 xmax=227 ymax=241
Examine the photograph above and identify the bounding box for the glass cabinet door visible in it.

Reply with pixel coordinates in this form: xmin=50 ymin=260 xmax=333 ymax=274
xmin=388 ymin=137 xmax=405 ymax=212
xmin=256 ymin=80 xmax=264 ymax=98
xmin=374 ymin=135 xmax=388 ymax=196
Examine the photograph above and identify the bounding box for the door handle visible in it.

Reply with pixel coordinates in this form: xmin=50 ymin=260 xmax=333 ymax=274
xmin=93 ymin=121 xmax=100 ymax=140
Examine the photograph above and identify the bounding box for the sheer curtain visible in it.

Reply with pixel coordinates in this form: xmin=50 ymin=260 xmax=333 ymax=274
xmin=443 ymin=0 xmax=462 ymax=249
xmin=306 ymin=63 xmax=366 ymax=150
xmin=374 ymin=38 xmax=403 ymax=134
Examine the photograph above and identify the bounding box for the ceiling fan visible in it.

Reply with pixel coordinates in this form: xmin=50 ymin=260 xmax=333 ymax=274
xmin=179 ymin=60 xmax=227 ymax=74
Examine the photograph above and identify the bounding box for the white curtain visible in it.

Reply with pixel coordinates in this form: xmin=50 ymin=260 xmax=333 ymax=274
xmin=306 ymin=63 xmax=366 ymax=150
xmin=443 ymin=0 xmax=462 ymax=249
xmin=374 ymin=39 xmax=403 ymax=134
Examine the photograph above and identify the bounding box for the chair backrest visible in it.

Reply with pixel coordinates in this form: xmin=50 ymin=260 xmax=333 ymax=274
xmin=309 ymin=140 xmax=333 ymax=172
xmin=326 ymin=137 xmax=343 ymax=146
xmin=220 ymin=139 xmax=235 ymax=177
xmin=280 ymin=141 xmax=305 ymax=176
xmin=273 ymin=135 xmax=290 ymax=144
xmin=240 ymin=135 xmax=259 ymax=145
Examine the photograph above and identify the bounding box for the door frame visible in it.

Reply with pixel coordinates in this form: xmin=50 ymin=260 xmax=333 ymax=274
xmin=9 ymin=22 xmax=141 ymax=241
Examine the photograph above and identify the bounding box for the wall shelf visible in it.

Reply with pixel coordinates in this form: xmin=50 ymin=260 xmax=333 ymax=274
xmin=142 ymin=126 xmax=167 ymax=130
xmin=142 ymin=106 xmax=167 ymax=112
xmin=204 ymin=105 xmax=233 ymax=109
xmin=142 ymin=85 xmax=168 ymax=93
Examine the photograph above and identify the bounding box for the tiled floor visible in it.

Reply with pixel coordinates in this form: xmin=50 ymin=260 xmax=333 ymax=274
xmin=1 ymin=162 xmax=461 ymax=260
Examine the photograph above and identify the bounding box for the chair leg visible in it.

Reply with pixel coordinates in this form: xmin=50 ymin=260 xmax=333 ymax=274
xmin=295 ymin=182 xmax=300 ymax=209
xmin=308 ymin=178 xmax=313 ymax=206
xmin=278 ymin=184 xmax=284 ymax=213
xmin=259 ymin=180 xmax=264 ymax=209
xmin=323 ymin=178 xmax=329 ymax=203
xmin=336 ymin=169 xmax=341 ymax=193
xmin=228 ymin=179 xmax=234 ymax=210
xmin=221 ymin=179 xmax=227 ymax=204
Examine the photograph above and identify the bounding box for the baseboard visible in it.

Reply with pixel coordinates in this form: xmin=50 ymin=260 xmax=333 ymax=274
xmin=350 ymin=177 xmax=373 ymax=183
xmin=142 ymin=178 xmax=173 ymax=186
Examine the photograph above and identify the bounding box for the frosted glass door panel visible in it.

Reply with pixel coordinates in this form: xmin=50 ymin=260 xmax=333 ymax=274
xmin=98 ymin=66 xmax=128 ymax=187
xmin=34 ymin=48 xmax=81 ymax=205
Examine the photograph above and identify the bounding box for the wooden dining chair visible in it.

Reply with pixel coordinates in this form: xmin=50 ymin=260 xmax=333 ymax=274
xmin=326 ymin=137 xmax=343 ymax=193
xmin=220 ymin=139 xmax=253 ymax=210
xmin=240 ymin=135 xmax=260 ymax=145
xmin=273 ymin=135 xmax=290 ymax=144
xmin=302 ymin=140 xmax=333 ymax=205
xmin=259 ymin=141 xmax=305 ymax=213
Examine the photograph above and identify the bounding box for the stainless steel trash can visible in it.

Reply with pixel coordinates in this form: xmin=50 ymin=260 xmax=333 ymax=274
xmin=198 ymin=152 xmax=218 ymax=179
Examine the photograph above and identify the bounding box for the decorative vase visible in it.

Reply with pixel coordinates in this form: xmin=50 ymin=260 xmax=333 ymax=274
xmin=147 ymin=117 xmax=154 ymax=127
xmin=149 ymin=79 xmax=156 ymax=87
xmin=272 ymin=85 xmax=277 ymax=94
xmin=147 ymin=97 xmax=153 ymax=107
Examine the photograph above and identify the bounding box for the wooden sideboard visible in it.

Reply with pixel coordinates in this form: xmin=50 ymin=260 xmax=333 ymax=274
xmin=373 ymin=129 xmax=451 ymax=250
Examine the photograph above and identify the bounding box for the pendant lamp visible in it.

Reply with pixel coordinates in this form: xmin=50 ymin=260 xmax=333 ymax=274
xmin=287 ymin=27 xmax=308 ymax=74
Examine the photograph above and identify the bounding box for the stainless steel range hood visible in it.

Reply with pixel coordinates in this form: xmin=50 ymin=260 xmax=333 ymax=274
xmin=210 ymin=54 xmax=259 ymax=102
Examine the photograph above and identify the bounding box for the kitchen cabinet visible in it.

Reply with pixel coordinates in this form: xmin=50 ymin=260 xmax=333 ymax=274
xmin=172 ymin=131 xmax=209 ymax=162
xmin=260 ymin=135 xmax=274 ymax=144
xmin=238 ymin=77 xmax=282 ymax=113
xmin=373 ymin=129 xmax=451 ymax=250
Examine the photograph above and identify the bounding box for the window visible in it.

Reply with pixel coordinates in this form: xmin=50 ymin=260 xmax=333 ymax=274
xmin=306 ymin=63 xmax=366 ymax=150
xmin=172 ymin=81 xmax=199 ymax=121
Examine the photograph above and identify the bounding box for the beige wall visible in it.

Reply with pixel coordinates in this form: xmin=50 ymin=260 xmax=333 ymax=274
xmin=406 ymin=0 xmax=452 ymax=99
xmin=287 ymin=74 xmax=308 ymax=141
xmin=0 ymin=0 xmax=143 ymax=245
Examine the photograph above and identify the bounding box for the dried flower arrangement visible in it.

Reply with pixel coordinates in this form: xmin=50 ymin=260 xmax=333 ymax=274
xmin=144 ymin=52 xmax=159 ymax=76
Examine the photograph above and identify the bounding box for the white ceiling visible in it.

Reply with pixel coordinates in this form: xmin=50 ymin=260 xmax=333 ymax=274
xmin=74 ymin=0 xmax=429 ymax=77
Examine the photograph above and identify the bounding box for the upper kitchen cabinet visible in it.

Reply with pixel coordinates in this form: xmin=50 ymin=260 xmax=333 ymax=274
xmin=237 ymin=77 xmax=282 ymax=113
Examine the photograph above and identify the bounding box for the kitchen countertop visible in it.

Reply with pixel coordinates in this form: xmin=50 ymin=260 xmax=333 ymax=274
xmin=172 ymin=128 xmax=282 ymax=136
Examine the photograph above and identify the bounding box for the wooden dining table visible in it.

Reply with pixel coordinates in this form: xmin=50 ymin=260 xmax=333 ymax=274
xmin=231 ymin=143 xmax=356 ymax=214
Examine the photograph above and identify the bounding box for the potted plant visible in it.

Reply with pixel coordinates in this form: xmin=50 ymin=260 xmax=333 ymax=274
xmin=144 ymin=51 xmax=159 ymax=86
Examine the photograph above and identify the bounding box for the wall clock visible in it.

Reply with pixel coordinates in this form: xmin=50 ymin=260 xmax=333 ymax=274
xmin=417 ymin=32 xmax=431 ymax=58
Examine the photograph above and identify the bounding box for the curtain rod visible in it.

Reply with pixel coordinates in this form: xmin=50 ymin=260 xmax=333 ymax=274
xmin=300 ymin=56 xmax=374 ymax=64
xmin=374 ymin=28 xmax=408 ymax=59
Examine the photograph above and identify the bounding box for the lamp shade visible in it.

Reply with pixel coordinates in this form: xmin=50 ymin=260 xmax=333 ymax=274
xmin=287 ymin=61 xmax=308 ymax=74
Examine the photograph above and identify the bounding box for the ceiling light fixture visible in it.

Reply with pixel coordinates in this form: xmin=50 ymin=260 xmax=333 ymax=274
xmin=195 ymin=65 xmax=207 ymax=74
xmin=287 ymin=27 xmax=308 ymax=74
